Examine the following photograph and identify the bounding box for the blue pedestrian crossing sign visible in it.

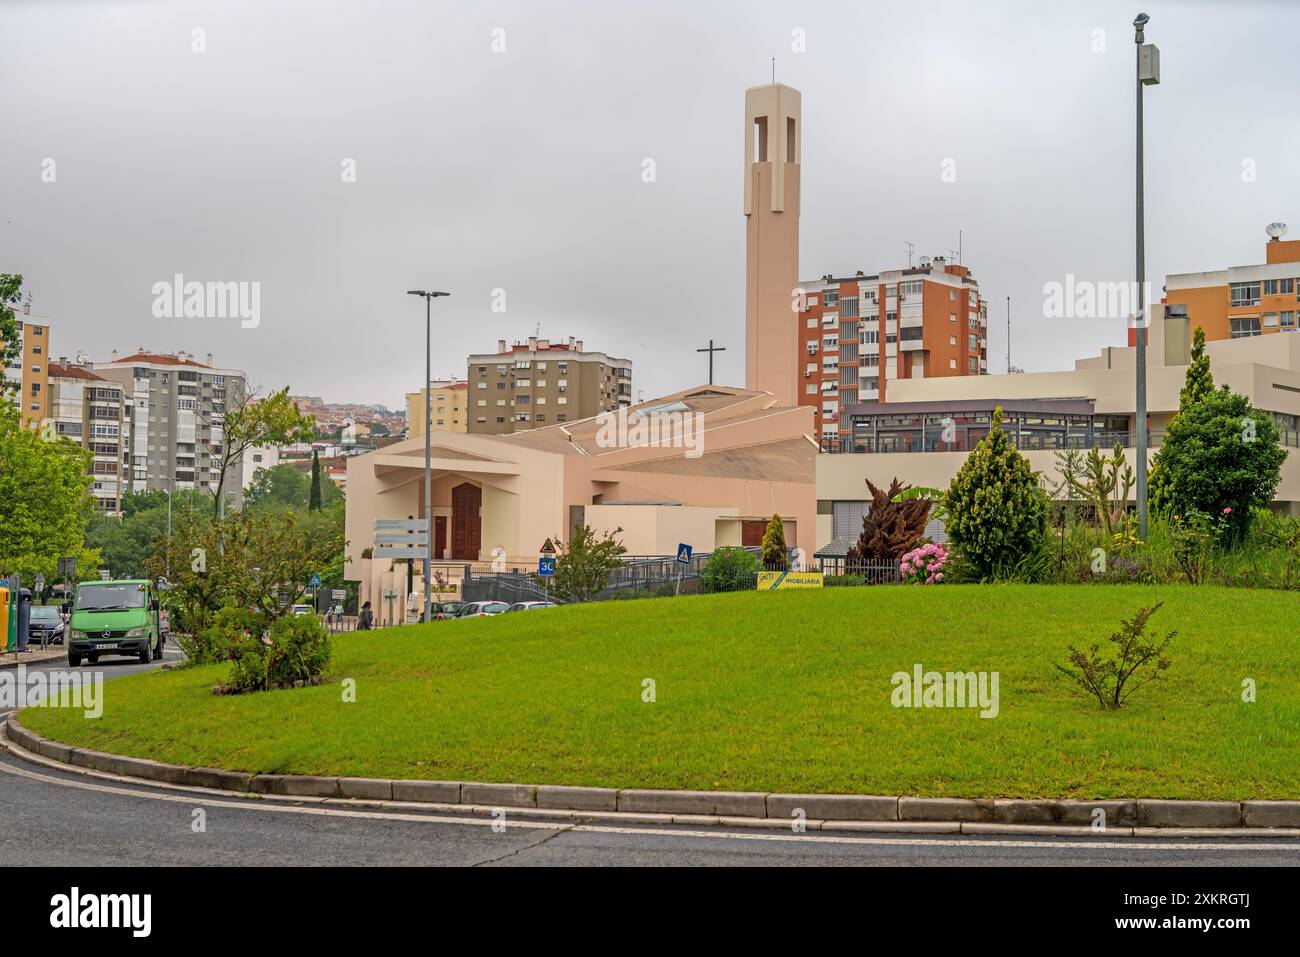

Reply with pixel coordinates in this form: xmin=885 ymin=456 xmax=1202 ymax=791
xmin=308 ymin=573 xmax=321 ymax=588
xmin=675 ymin=543 xmax=692 ymax=565
xmin=538 ymin=556 xmax=557 ymax=576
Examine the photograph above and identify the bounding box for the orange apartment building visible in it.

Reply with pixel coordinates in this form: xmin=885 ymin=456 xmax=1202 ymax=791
xmin=2 ymin=305 xmax=52 ymax=428
xmin=1165 ymin=227 xmax=1300 ymax=342
xmin=796 ymin=256 xmax=988 ymax=444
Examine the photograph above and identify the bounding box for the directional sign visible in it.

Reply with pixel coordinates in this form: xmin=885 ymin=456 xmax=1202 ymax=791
xmin=308 ymin=573 xmax=321 ymax=588
xmin=675 ymin=543 xmax=693 ymax=565
xmin=57 ymin=557 xmax=77 ymax=579
xmin=373 ymin=546 xmax=430 ymax=560
xmin=99 ymin=568 xmax=112 ymax=581
xmin=374 ymin=532 xmax=428 ymax=545
xmin=34 ymin=574 xmax=46 ymax=592
xmin=538 ymin=556 xmax=557 ymax=577
xmin=374 ymin=519 xmax=426 ymax=531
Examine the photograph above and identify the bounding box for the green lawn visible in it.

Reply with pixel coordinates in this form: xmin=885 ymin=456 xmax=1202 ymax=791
xmin=20 ymin=585 xmax=1300 ymax=800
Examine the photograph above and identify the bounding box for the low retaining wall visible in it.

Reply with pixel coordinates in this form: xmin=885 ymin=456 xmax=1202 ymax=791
xmin=5 ymin=714 xmax=1298 ymax=829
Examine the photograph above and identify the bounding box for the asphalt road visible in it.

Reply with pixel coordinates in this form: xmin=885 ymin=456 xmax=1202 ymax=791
xmin=2 ymin=647 xmax=1298 ymax=865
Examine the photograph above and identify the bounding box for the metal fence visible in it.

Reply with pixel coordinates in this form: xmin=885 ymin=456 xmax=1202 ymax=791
xmin=459 ymin=550 xmax=903 ymax=604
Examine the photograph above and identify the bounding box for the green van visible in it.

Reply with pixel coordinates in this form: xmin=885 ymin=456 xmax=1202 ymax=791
xmin=67 ymin=579 xmax=164 ymax=667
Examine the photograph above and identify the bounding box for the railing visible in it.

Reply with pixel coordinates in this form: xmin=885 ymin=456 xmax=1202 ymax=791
xmin=820 ymin=430 xmax=1169 ymax=454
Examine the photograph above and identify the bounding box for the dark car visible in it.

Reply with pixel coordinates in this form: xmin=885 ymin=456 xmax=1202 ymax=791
xmin=27 ymin=604 xmax=65 ymax=646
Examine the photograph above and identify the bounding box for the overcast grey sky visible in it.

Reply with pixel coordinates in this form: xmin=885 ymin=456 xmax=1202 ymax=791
xmin=2 ymin=0 xmax=1297 ymax=409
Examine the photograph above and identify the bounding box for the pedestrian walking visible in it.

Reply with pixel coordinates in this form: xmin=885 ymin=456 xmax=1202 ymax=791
xmin=358 ymin=601 xmax=374 ymax=631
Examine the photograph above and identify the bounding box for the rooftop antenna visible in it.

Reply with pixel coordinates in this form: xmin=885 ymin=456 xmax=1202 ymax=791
xmin=904 ymin=241 xmax=915 ymax=268
xmin=1006 ymin=296 xmax=1012 ymax=374
xmin=771 ymin=57 xmax=775 ymax=83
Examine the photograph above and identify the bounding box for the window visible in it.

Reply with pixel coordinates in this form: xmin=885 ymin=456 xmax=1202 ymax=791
xmin=839 ymin=297 xmax=859 ymax=318
xmin=900 ymin=280 xmax=923 ymax=297
xmin=1263 ymin=313 xmax=1280 ymax=328
xmin=1282 ymin=311 xmax=1296 ymax=330
xmin=949 ymin=335 xmax=957 ymax=346
xmin=824 ymin=291 xmax=839 ymax=306
xmin=806 ymin=316 xmax=817 ymax=329
xmin=949 ymin=358 xmax=957 ymax=369
xmin=861 ymin=329 xmax=879 ymax=345
xmin=1264 ymin=279 xmax=1279 ymax=296
xmin=1282 ymin=278 xmax=1295 ymax=295
xmin=1230 ymin=282 xmax=1261 ymax=307
xmin=968 ymin=357 xmax=977 ymax=372
xmin=477 ymin=381 xmax=486 ymax=389
xmin=968 ymin=334 xmax=978 ymax=350
xmin=885 ymin=333 xmax=897 ymax=344
xmin=950 ymin=290 xmax=957 ymax=301
xmin=1230 ymin=317 xmax=1261 ymax=339
xmin=32 ymin=346 xmax=41 ymax=355
xmin=949 ymin=313 xmax=957 ymax=323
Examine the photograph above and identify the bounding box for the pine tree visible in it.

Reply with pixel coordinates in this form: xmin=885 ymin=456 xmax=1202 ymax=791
xmin=308 ymin=449 xmax=322 ymax=511
xmin=761 ymin=513 xmax=788 ymax=569
xmin=1179 ymin=326 xmax=1214 ymax=411
xmin=945 ymin=406 xmax=1047 ymax=578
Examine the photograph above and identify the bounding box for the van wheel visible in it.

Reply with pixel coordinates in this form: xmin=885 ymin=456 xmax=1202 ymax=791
xmin=68 ymin=652 xmax=82 ymax=667
xmin=87 ymin=654 xmax=99 ymax=665
xmin=138 ymin=646 xmax=151 ymax=664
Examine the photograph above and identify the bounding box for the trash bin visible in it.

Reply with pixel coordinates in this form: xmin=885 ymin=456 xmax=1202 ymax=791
xmin=16 ymin=588 xmax=32 ymax=652
xmin=0 ymin=585 xmax=11 ymax=652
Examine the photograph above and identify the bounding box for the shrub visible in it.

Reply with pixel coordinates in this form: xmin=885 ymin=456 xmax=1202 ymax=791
xmin=200 ymin=606 xmax=332 ymax=693
xmin=761 ymin=514 xmax=788 ymax=570
xmin=944 ymin=407 xmax=1049 ymax=579
xmin=700 ymin=546 xmax=758 ymax=593
xmin=1149 ymin=386 xmax=1286 ymax=540
xmin=542 ymin=524 xmax=628 ymax=603
xmin=846 ymin=478 xmax=931 ymax=562
xmin=1055 ymin=603 xmax=1174 ymax=710
xmin=900 ymin=543 xmax=948 ymax=584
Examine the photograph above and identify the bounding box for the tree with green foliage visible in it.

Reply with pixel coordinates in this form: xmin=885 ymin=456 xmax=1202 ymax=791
xmin=146 ymin=506 xmax=345 ymax=634
xmin=0 ymin=274 xmax=24 ymax=403
xmin=761 ymin=513 xmax=789 ymax=569
xmin=1179 ymin=327 xmax=1214 ymax=412
xmin=308 ymin=449 xmax=322 ymax=511
xmin=1148 ymin=385 xmax=1286 ymax=539
xmin=212 ymin=387 xmax=316 ymax=518
xmin=0 ymin=399 xmax=100 ymax=583
xmin=545 ymin=524 xmax=627 ymax=602
xmin=945 ymin=406 xmax=1048 ymax=579
xmin=700 ymin=546 xmax=758 ymax=593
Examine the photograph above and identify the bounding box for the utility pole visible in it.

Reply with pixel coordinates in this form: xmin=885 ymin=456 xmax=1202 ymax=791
xmin=1134 ymin=12 xmax=1160 ymax=540
xmin=1006 ymin=296 xmax=1011 ymax=374
xmin=407 ymin=289 xmax=450 ymax=624
xmin=696 ymin=339 xmax=726 ymax=385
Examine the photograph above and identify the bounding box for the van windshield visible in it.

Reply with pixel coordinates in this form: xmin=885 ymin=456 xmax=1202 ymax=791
xmin=76 ymin=583 xmax=148 ymax=611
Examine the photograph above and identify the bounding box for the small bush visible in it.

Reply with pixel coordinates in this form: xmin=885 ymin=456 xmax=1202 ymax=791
xmin=900 ymin=543 xmax=948 ymax=584
xmin=200 ymin=607 xmax=332 ymax=693
xmin=1055 ymin=603 xmax=1175 ymax=710
xmin=700 ymin=547 xmax=758 ymax=593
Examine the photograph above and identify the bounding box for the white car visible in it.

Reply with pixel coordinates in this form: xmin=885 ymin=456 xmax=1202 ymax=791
xmin=453 ymin=601 xmax=509 ymax=618
xmin=505 ymin=601 xmax=558 ymax=612
xmin=290 ymin=605 xmax=314 ymax=617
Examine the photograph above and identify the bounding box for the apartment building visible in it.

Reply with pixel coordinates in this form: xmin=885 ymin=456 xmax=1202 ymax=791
xmin=405 ymin=379 xmax=468 ymax=438
xmin=92 ymin=351 xmax=248 ymax=503
xmin=2 ymin=303 xmax=52 ymax=428
xmin=47 ymin=359 xmax=130 ymax=513
xmin=797 ymin=256 xmax=988 ymax=444
xmin=466 ymin=336 xmax=632 ymax=435
xmin=1165 ymin=225 xmax=1300 ymax=342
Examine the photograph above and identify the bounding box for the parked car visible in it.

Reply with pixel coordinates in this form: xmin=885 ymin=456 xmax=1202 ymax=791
xmin=505 ymin=601 xmax=558 ymax=612
xmin=27 ymin=605 xmax=65 ymax=646
xmin=431 ymin=601 xmax=466 ymax=621
xmin=290 ymin=604 xmax=314 ymax=617
xmin=452 ymin=601 xmax=509 ymax=619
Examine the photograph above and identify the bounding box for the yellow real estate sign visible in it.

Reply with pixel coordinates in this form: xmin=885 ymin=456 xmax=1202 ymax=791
xmin=756 ymin=570 xmax=825 ymax=590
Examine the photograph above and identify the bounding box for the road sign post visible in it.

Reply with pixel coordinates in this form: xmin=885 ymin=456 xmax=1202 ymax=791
xmin=674 ymin=543 xmax=692 ymax=596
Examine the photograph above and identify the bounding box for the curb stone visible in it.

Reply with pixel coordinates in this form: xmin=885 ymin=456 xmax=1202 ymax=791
xmin=4 ymin=714 xmax=1294 ymax=831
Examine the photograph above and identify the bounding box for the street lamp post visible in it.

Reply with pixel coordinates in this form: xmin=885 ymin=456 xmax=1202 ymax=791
xmin=407 ymin=289 xmax=450 ymax=624
xmin=1134 ymin=12 xmax=1160 ymax=540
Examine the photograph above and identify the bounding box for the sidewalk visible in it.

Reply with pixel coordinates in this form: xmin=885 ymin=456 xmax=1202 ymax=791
xmin=0 ymin=646 xmax=68 ymax=670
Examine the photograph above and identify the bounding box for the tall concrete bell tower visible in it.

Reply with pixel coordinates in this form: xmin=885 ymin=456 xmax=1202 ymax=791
xmin=744 ymin=83 xmax=801 ymax=406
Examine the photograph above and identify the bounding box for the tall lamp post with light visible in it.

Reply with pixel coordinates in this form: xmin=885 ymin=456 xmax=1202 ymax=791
xmin=407 ymin=289 xmax=450 ymax=623
xmin=1133 ymin=12 xmax=1160 ymax=540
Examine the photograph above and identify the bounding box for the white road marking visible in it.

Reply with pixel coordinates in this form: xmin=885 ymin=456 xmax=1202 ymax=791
xmin=0 ymin=756 xmax=1294 ymax=853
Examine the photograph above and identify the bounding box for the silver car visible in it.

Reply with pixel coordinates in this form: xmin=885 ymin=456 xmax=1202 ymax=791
xmin=453 ymin=601 xmax=509 ymax=618
xmin=505 ymin=601 xmax=558 ymax=612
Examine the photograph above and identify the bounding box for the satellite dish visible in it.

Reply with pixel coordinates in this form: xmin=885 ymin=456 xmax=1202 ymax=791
xmin=1266 ymin=222 xmax=1288 ymax=239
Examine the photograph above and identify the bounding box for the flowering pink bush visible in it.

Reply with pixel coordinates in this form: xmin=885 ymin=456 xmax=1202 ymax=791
xmin=900 ymin=542 xmax=948 ymax=585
